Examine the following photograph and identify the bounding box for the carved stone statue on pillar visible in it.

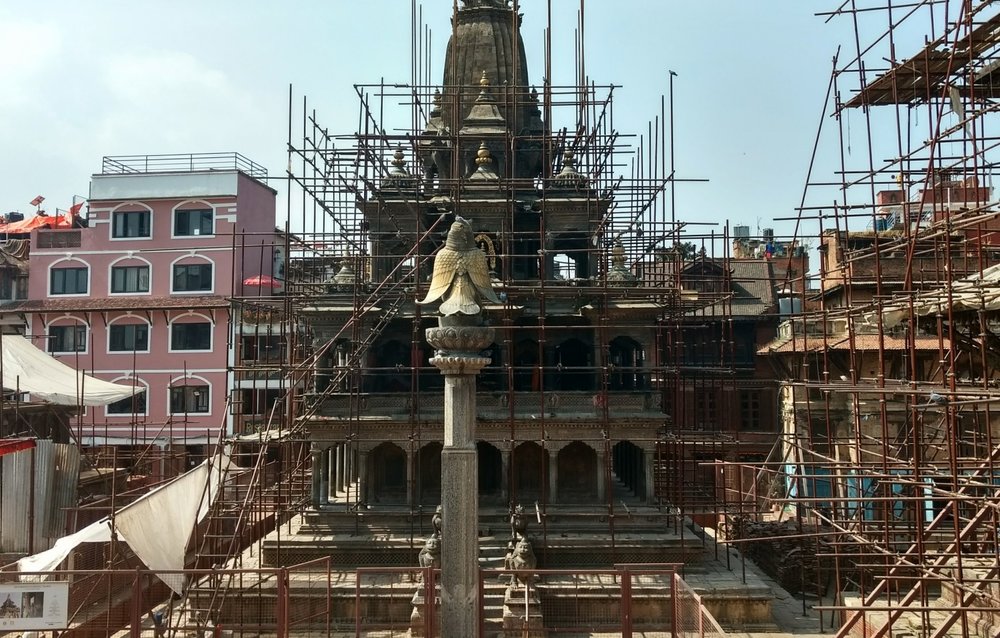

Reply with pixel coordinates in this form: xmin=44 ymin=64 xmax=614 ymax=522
xmin=417 ymin=216 xmax=498 ymax=637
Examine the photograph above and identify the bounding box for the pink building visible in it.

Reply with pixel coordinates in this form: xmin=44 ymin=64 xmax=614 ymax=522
xmin=18 ymin=153 xmax=278 ymax=450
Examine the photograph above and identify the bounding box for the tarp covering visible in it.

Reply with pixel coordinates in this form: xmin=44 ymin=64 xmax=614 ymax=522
xmin=18 ymin=450 xmax=230 ymax=595
xmin=1 ymin=334 xmax=141 ymax=406
xmin=16 ymin=518 xmax=113 ymax=574
xmin=872 ymin=262 xmax=1000 ymax=329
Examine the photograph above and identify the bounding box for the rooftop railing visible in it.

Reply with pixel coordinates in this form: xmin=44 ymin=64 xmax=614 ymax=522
xmin=100 ymin=152 xmax=267 ymax=179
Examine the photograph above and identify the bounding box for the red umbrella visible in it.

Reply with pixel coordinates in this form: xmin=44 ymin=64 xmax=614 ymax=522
xmin=242 ymin=274 xmax=281 ymax=288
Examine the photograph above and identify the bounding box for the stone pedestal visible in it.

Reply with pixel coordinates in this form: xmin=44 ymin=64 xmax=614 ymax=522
xmin=409 ymin=588 xmax=441 ymax=637
xmin=502 ymin=586 xmax=546 ymax=637
xmin=426 ymin=322 xmax=494 ymax=638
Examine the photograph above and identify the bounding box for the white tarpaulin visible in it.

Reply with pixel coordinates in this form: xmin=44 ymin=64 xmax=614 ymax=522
xmin=1 ymin=334 xmax=141 ymax=406
xmin=114 ymin=463 xmax=209 ymax=595
xmin=16 ymin=518 xmax=112 ymax=574
xmin=867 ymin=262 xmax=1000 ymax=329
xmin=17 ymin=451 xmax=230 ymax=595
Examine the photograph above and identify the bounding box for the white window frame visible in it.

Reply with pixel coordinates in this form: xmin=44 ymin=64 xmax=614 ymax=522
xmin=108 ymin=256 xmax=153 ymax=296
xmin=168 ymin=315 xmax=214 ymax=353
xmin=106 ymin=317 xmax=152 ymax=355
xmin=171 ymin=201 xmax=216 ymax=239
xmin=168 ymin=375 xmax=212 ymax=416
xmin=48 ymin=258 xmax=90 ymax=297
xmin=169 ymin=255 xmax=215 ymax=295
xmin=109 ymin=203 xmax=153 ymax=242
xmin=105 ymin=377 xmax=150 ymax=418
xmin=46 ymin=318 xmax=89 ymax=355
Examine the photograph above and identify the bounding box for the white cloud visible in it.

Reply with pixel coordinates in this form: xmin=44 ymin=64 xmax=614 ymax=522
xmin=0 ymin=20 xmax=62 ymax=110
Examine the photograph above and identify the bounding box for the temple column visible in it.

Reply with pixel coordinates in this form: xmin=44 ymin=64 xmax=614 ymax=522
xmin=358 ymin=449 xmax=369 ymax=504
xmin=334 ymin=444 xmax=344 ymax=495
xmin=320 ymin=447 xmax=331 ymax=505
xmin=500 ymin=448 xmax=511 ymax=502
xmin=644 ymin=448 xmax=655 ymax=502
xmin=426 ymin=322 xmax=494 ymax=638
xmin=548 ymin=446 xmax=559 ymax=505
xmin=310 ymin=444 xmax=322 ymax=508
xmin=407 ymin=448 xmax=416 ymax=507
xmin=596 ymin=450 xmax=607 ymax=502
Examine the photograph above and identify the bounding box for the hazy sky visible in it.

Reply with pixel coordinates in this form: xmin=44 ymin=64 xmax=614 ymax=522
xmin=0 ymin=2 xmax=864 ymax=247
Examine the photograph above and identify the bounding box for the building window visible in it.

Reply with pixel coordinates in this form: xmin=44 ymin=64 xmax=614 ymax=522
xmin=110 ymin=265 xmax=150 ymax=294
xmin=240 ymin=335 xmax=285 ymax=363
xmin=170 ymin=385 xmax=210 ymax=414
xmin=109 ymin=324 xmax=149 ymax=352
xmin=49 ymin=324 xmax=87 ymax=353
xmin=740 ymin=391 xmax=762 ymax=430
xmin=172 ymin=263 xmax=213 ymax=292
xmin=170 ymin=322 xmax=212 ymax=351
xmin=112 ymin=210 xmax=151 ymax=239
xmin=108 ymin=391 xmax=147 ymax=415
xmin=239 ymin=389 xmax=283 ymax=416
xmin=696 ymin=392 xmax=717 ymax=430
xmin=0 ymin=271 xmax=13 ymax=300
xmin=174 ymin=209 xmax=214 ymax=236
xmin=50 ymin=266 xmax=88 ymax=295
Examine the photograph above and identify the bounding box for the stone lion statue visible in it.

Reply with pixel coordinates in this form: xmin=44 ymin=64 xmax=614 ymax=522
xmin=416 ymin=535 xmax=441 ymax=582
xmin=508 ymin=537 xmax=537 ymax=589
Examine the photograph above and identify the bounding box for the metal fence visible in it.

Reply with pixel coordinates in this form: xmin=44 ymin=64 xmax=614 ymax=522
xmin=3 ymin=562 xmax=724 ymax=637
xmin=356 ymin=564 xmax=724 ymax=638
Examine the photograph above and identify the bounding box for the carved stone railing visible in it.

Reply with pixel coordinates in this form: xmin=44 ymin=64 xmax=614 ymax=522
xmin=309 ymin=391 xmax=660 ymax=419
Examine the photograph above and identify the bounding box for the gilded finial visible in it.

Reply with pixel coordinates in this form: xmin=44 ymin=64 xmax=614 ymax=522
xmin=392 ymin=146 xmax=406 ymax=170
xmin=480 ymin=70 xmax=490 ymax=87
xmin=476 ymin=141 xmax=493 ymax=167
xmin=611 ymin=241 xmax=626 ymax=268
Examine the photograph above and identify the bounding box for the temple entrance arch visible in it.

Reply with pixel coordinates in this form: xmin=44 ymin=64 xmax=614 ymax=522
xmin=416 ymin=442 xmax=442 ymax=505
xmin=370 ymin=442 xmax=407 ymax=504
xmin=612 ymin=440 xmax=646 ymax=500
xmin=557 ymin=441 xmax=598 ymax=503
xmin=512 ymin=441 xmax=549 ymax=502
xmin=478 ymin=441 xmax=503 ymax=504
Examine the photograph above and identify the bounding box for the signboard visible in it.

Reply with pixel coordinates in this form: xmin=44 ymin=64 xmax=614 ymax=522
xmin=0 ymin=582 xmax=70 ymax=631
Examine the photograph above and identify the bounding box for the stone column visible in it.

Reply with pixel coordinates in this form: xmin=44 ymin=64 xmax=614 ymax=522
xmin=596 ymin=450 xmax=607 ymax=502
xmin=426 ymin=322 xmax=494 ymax=638
xmin=335 ymin=444 xmax=344 ymax=495
xmin=500 ymin=448 xmax=511 ymax=503
xmin=310 ymin=444 xmax=322 ymax=509
xmin=358 ymin=450 xmax=369 ymax=504
xmin=407 ymin=448 xmax=416 ymax=507
xmin=548 ymin=447 xmax=559 ymax=505
xmin=320 ymin=447 xmax=331 ymax=506
xmin=644 ymin=448 xmax=656 ymax=503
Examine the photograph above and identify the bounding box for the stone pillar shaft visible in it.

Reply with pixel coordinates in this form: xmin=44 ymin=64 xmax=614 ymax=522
xmin=426 ymin=323 xmax=494 ymax=638
xmin=644 ymin=449 xmax=656 ymax=502
xmin=311 ymin=446 xmax=322 ymax=508
xmin=320 ymin=447 xmax=331 ymax=505
xmin=597 ymin=451 xmax=607 ymax=502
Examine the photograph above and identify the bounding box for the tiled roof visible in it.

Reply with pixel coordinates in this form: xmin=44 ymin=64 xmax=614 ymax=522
xmin=687 ymin=260 xmax=777 ymax=318
xmin=2 ymin=295 xmax=231 ymax=313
